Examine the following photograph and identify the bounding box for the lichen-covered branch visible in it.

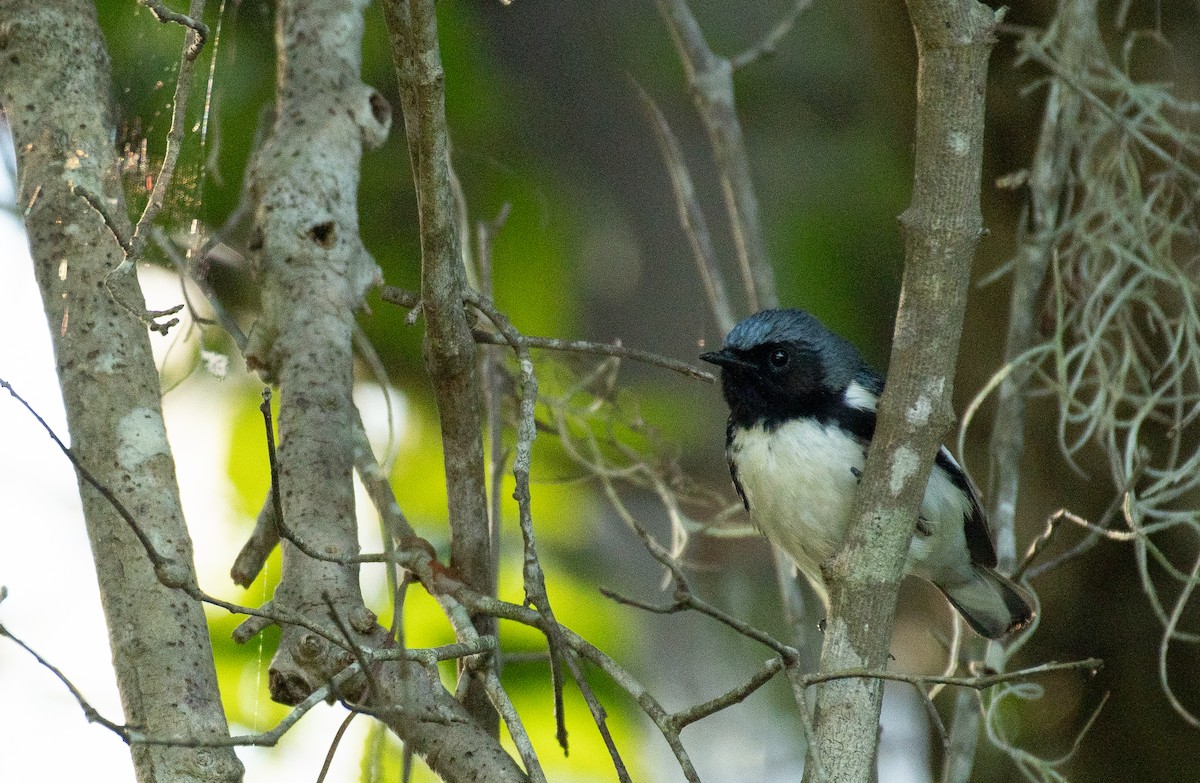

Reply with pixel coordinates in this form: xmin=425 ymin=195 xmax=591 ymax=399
xmin=802 ymin=3 xmax=1001 ymax=782
xmin=379 ymin=0 xmax=498 ymax=733
xmin=0 ymin=2 xmax=242 ymax=781
xmin=240 ymin=0 xmax=389 ymax=707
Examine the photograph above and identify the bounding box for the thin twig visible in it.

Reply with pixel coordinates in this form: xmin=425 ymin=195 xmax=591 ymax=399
xmin=801 ymin=658 xmax=1103 ymax=691
xmin=670 ymin=657 xmax=786 ymax=730
xmin=0 ymin=378 xmax=183 ymax=587
xmin=631 ymin=79 xmax=736 ymax=334
xmin=913 ymin=680 xmax=952 ymax=753
xmin=258 ymin=389 xmax=288 ymax=550
xmin=594 ymin=473 xmax=802 ymax=664
xmin=137 ymin=0 xmax=210 ymax=59
xmin=472 ymin=330 xmax=715 ymax=382
xmin=0 ymin=607 xmax=496 ymax=754
xmin=381 ymin=281 xmax=714 ymax=381
xmin=151 ymin=226 xmax=248 ymax=350
xmin=729 ymin=0 xmax=813 ymax=71
xmin=481 ymin=669 xmax=548 ymax=783
xmin=655 ymin=0 xmax=778 ymax=310
xmin=561 ymin=649 xmax=635 ymax=783
xmin=250 ymin=389 xmax=390 ymax=570
xmin=322 ymin=592 xmax=382 ymax=701
xmin=315 ymin=712 xmax=357 ymax=783
xmin=131 ymin=662 xmax=367 ymax=748
xmin=349 ymin=410 xmax=414 ymax=642
xmin=0 ymin=622 xmax=132 ymax=740
xmin=130 ymin=0 xmax=209 ymax=259
xmin=464 ymin=290 xmax=570 ymax=753
xmin=431 ymin=578 xmax=715 ymax=779
xmin=477 ymin=203 xmax=513 ymax=622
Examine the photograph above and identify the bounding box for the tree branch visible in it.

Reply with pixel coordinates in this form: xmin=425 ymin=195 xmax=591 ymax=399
xmin=803 ymin=657 xmax=1101 ymax=692
xmin=137 ymin=0 xmax=210 ymax=59
xmin=0 ymin=618 xmax=133 ymax=741
xmin=632 ymin=79 xmax=736 ymax=334
xmin=240 ymin=0 xmax=389 ymax=710
xmin=0 ymin=2 xmax=242 ymax=779
xmin=464 ymin=292 xmax=573 ymax=751
xmin=379 ymin=0 xmax=498 ymax=733
xmin=129 ymin=0 xmax=208 ymax=259
xmin=654 ymin=0 xmax=782 ymax=311
xmin=227 ymin=1 xmax=519 ymax=779
xmin=652 ymin=0 xmax=820 ymax=669
xmin=381 ymin=284 xmax=716 ymax=381
xmin=803 ymin=3 xmax=1002 ymax=782
xmin=0 ymin=378 xmax=193 ymax=587
xmin=1 ymin=614 xmax=498 ymax=753
xmin=729 ymin=0 xmax=813 ymax=72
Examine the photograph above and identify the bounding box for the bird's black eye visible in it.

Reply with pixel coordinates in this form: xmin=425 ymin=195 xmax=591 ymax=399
xmin=768 ymin=349 xmax=789 ymax=369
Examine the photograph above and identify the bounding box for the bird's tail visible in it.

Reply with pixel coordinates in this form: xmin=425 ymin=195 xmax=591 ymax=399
xmin=938 ymin=566 xmax=1034 ymax=639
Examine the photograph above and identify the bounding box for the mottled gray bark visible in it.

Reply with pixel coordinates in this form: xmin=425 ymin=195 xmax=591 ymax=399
xmin=380 ymin=0 xmax=498 ymax=734
xmin=241 ymin=0 xmax=389 ymax=705
xmin=237 ymin=1 xmax=522 ymax=778
xmin=0 ymin=2 xmax=242 ymax=781
xmin=802 ymin=2 xmax=1000 ymax=782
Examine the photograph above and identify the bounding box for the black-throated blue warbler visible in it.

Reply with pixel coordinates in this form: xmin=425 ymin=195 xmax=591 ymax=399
xmin=700 ymin=308 xmax=1034 ymax=639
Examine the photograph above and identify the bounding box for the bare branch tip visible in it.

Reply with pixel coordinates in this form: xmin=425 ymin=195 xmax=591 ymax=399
xmin=138 ymin=0 xmax=210 ymax=60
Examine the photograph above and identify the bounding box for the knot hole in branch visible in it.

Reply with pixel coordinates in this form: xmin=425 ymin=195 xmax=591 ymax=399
xmin=308 ymin=221 xmax=336 ymax=248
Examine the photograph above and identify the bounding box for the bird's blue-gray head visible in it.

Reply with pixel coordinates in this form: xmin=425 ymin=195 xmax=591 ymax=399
xmin=700 ymin=309 xmax=871 ymax=427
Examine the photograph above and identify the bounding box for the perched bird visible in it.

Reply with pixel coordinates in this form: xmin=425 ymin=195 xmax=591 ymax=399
xmin=700 ymin=308 xmax=1033 ymax=639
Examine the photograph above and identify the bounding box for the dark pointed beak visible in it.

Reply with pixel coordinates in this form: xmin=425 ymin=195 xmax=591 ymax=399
xmin=699 ymin=349 xmax=755 ymax=371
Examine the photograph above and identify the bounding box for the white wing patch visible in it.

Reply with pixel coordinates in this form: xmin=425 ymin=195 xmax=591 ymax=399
xmin=844 ymin=380 xmax=878 ymax=411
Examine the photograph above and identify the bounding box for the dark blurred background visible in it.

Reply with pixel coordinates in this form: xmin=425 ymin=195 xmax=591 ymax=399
xmin=92 ymin=0 xmax=1200 ymax=779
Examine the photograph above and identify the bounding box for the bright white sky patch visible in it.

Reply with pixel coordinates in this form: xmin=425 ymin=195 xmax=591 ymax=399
xmin=0 ymin=136 xmax=388 ymax=782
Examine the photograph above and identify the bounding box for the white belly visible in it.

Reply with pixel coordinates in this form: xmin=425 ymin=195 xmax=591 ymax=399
xmin=730 ymin=419 xmax=975 ymax=604
xmin=732 ymin=420 xmax=863 ymax=596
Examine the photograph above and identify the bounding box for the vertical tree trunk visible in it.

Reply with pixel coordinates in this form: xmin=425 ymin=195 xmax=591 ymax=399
xmin=381 ymin=0 xmax=498 ymax=734
xmin=942 ymin=3 xmax=1101 ymax=780
xmin=0 ymin=2 xmax=242 ymax=781
xmin=242 ymin=0 xmax=391 ymax=705
xmin=802 ymin=2 xmax=1000 ymax=781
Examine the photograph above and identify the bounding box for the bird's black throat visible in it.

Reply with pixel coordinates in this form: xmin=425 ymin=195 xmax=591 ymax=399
xmin=719 ymin=366 xmax=880 ymax=444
